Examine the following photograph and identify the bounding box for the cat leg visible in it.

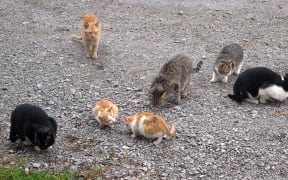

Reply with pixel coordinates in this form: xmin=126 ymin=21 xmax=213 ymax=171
xmin=181 ymin=83 xmax=189 ymax=98
xmin=233 ymin=62 xmax=243 ymax=75
xmin=259 ymin=96 xmax=268 ymax=104
xmin=210 ymin=72 xmax=218 ymax=83
xmin=91 ymin=39 xmax=100 ymax=59
xmin=9 ymin=127 xmax=19 ymax=142
xmin=174 ymin=84 xmax=181 ymax=105
xmin=85 ymin=44 xmax=92 ymax=58
xmin=153 ymin=135 xmax=163 ymax=145
xmin=245 ymin=98 xmax=259 ymax=104
xmin=99 ymin=123 xmax=105 ymax=129
xmin=222 ymin=76 xmax=229 ymax=83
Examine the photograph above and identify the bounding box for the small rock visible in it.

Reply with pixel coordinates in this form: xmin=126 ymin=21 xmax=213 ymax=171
xmin=32 ymin=163 xmax=41 ymax=168
xmin=178 ymin=10 xmax=184 ymax=15
xmin=122 ymin=145 xmax=129 ymax=150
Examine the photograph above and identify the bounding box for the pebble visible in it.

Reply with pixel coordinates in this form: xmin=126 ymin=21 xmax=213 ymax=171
xmin=32 ymin=163 xmax=41 ymax=168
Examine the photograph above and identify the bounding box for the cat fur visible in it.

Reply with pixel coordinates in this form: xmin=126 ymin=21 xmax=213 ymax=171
xmin=210 ymin=43 xmax=243 ymax=83
xmin=228 ymin=67 xmax=288 ymax=104
xmin=92 ymin=99 xmax=119 ymax=128
xmin=124 ymin=112 xmax=176 ymax=145
xmin=9 ymin=104 xmax=57 ymax=151
xmin=72 ymin=14 xmax=101 ymax=59
xmin=149 ymin=54 xmax=203 ymax=107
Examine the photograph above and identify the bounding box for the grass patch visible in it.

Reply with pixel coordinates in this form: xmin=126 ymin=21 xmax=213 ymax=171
xmin=0 ymin=167 xmax=77 ymax=180
xmin=0 ymin=166 xmax=106 ymax=180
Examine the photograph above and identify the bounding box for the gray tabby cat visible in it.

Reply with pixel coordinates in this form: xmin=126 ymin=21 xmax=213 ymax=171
xmin=210 ymin=43 xmax=243 ymax=83
xmin=149 ymin=54 xmax=203 ymax=107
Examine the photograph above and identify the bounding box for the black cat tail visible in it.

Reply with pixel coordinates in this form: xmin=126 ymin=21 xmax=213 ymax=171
xmin=228 ymin=94 xmax=243 ymax=103
xmin=193 ymin=61 xmax=203 ymax=73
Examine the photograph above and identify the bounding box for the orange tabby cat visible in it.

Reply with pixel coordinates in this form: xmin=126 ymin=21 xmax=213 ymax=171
xmin=92 ymin=99 xmax=118 ymax=128
xmin=72 ymin=14 xmax=101 ymax=59
xmin=123 ymin=112 xmax=176 ymax=145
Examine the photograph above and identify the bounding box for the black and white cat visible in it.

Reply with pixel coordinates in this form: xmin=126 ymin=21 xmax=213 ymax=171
xmin=228 ymin=67 xmax=288 ymax=104
xmin=9 ymin=104 xmax=57 ymax=151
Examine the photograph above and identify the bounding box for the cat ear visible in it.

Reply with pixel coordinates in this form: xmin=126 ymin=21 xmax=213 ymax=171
xmin=95 ymin=21 xmax=99 ymax=27
xmin=84 ymin=22 xmax=89 ymax=29
xmin=107 ymin=105 xmax=113 ymax=112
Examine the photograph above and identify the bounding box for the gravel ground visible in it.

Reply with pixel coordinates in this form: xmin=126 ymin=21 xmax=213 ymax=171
xmin=1 ymin=0 xmax=288 ymax=179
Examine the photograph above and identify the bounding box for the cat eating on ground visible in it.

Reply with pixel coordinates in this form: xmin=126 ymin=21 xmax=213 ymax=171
xmin=228 ymin=67 xmax=288 ymax=104
xmin=92 ymin=99 xmax=119 ymax=129
xmin=72 ymin=14 xmax=101 ymax=59
xmin=148 ymin=54 xmax=203 ymax=107
xmin=123 ymin=112 xmax=176 ymax=145
xmin=210 ymin=43 xmax=243 ymax=83
xmin=9 ymin=104 xmax=57 ymax=151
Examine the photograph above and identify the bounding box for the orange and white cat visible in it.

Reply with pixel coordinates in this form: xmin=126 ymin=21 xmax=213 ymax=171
xmin=72 ymin=14 xmax=101 ymax=59
xmin=92 ymin=99 xmax=118 ymax=128
xmin=123 ymin=112 xmax=176 ymax=145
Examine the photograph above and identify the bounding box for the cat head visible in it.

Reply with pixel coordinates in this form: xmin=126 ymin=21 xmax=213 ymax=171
xmin=148 ymin=76 xmax=171 ymax=107
xmin=95 ymin=106 xmax=118 ymax=125
xmin=218 ymin=59 xmax=233 ymax=75
xmin=283 ymin=73 xmax=288 ymax=91
xmin=83 ymin=15 xmax=100 ymax=41
xmin=123 ymin=115 xmax=137 ymax=131
xmin=33 ymin=127 xmax=55 ymax=150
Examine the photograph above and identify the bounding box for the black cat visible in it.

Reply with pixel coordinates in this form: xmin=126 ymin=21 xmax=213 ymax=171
xmin=9 ymin=104 xmax=57 ymax=150
xmin=228 ymin=67 xmax=288 ymax=104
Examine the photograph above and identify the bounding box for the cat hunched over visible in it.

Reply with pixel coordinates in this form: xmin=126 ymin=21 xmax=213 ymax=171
xmin=228 ymin=67 xmax=288 ymax=104
xmin=9 ymin=104 xmax=57 ymax=151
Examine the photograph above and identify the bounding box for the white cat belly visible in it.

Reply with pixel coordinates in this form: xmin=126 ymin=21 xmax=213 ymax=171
xmin=259 ymin=85 xmax=288 ymax=102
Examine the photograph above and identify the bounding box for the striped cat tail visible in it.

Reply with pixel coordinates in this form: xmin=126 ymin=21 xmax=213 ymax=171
xmin=193 ymin=61 xmax=203 ymax=73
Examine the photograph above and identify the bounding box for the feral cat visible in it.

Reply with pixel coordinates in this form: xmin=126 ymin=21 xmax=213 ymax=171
xmin=9 ymin=104 xmax=57 ymax=151
xmin=149 ymin=54 xmax=203 ymax=107
xmin=228 ymin=67 xmax=288 ymax=104
xmin=72 ymin=14 xmax=101 ymax=59
xmin=210 ymin=43 xmax=243 ymax=83
xmin=123 ymin=112 xmax=176 ymax=145
xmin=92 ymin=99 xmax=119 ymax=128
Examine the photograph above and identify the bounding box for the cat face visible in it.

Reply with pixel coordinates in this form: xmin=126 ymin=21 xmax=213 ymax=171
xmin=33 ymin=127 xmax=55 ymax=150
xmin=97 ymin=110 xmax=117 ymax=125
xmin=84 ymin=21 xmax=100 ymax=41
xmin=284 ymin=74 xmax=288 ymax=91
xmin=123 ymin=116 xmax=134 ymax=131
xmin=218 ymin=60 xmax=233 ymax=75
xmin=148 ymin=76 xmax=169 ymax=107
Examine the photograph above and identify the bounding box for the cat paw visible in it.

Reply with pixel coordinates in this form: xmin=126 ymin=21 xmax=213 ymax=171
xmin=222 ymin=77 xmax=228 ymax=83
xmin=131 ymin=134 xmax=136 ymax=138
xmin=246 ymin=99 xmax=259 ymax=104
xmin=259 ymin=98 xmax=267 ymax=104
xmin=210 ymin=79 xmax=217 ymax=83
xmin=86 ymin=54 xmax=91 ymax=59
xmin=91 ymin=54 xmax=98 ymax=59
xmin=153 ymin=141 xmax=160 ymax=146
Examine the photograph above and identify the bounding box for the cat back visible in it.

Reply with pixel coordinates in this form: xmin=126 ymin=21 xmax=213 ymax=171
xmin=149 ymin=54 xmax=202 ymax=107
xmin=9 ymin=104 xmax=57 ymax=151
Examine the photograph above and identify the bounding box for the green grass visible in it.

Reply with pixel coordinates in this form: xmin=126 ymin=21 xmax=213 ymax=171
xmin=0 ymin=167 xmax=77 ymax=180
xmin=0 ymin=166 xmax=105 ymax=180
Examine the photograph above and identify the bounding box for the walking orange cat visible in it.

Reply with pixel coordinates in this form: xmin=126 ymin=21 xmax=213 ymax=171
xmin=72 ymin=14 xmax=101 ymax=60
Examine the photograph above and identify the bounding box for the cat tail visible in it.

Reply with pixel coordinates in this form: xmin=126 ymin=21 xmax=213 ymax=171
xmin=163 ymin=124 xmax=176 ymax=138
xmin=71 ymin=34 xmax=82 ymax=40
xmin=193 ymin=61 xmax=203 ymax=73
